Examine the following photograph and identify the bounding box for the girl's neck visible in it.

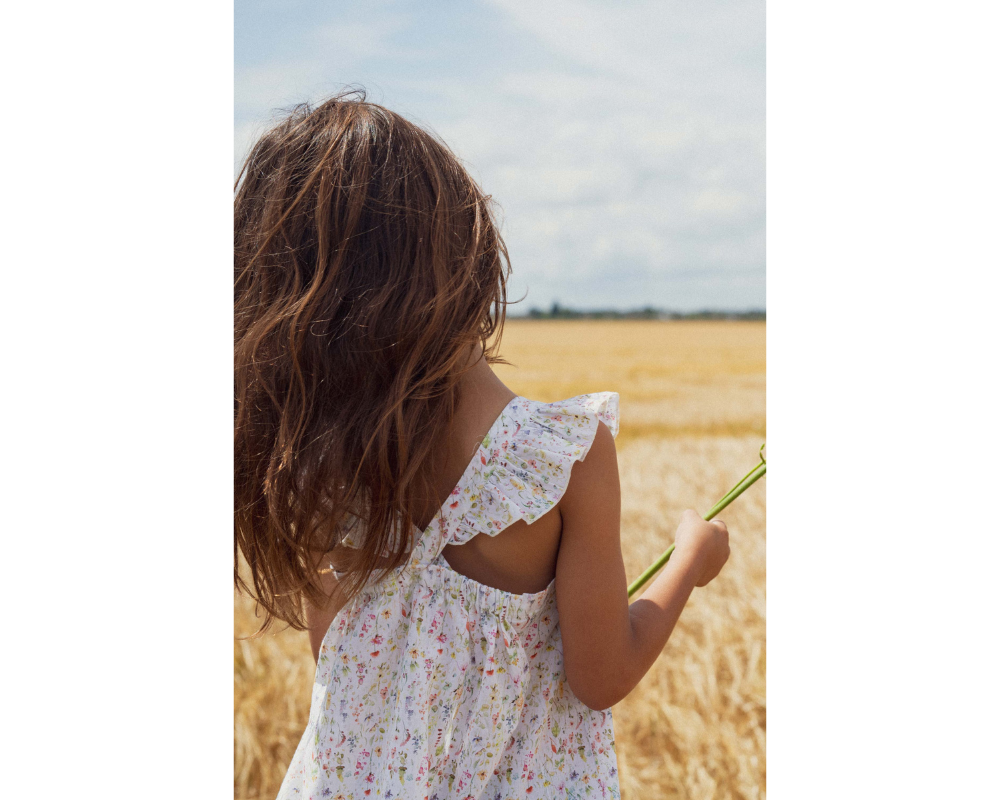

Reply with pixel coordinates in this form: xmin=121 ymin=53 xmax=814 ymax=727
xmin=456 ymin=344 xmax=516 ymax=414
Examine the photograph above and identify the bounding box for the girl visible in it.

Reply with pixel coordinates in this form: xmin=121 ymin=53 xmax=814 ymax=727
xmin=234 ymin=91 xmax=730 ymax=800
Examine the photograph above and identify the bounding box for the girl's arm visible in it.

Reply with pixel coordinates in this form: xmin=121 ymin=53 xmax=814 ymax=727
xmin=555 ymin=421 xmax=731 ymax=710
xmin=304 ymin=549 xmax=350 ymax=663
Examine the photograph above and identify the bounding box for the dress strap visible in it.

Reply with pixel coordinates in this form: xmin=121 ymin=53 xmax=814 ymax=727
xmin=408 ymin=392 xmax=619 ymax=568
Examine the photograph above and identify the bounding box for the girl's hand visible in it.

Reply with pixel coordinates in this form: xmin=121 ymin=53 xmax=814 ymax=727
xmin=673 ymin=509 xmax=730 ymax=587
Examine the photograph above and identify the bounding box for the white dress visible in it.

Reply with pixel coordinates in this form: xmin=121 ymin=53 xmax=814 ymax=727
xmin=277 ymin=393 xmax=622 ymax=800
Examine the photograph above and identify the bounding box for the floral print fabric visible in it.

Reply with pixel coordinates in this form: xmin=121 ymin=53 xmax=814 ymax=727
xmin=277 ymin=393 xmax=621 ymax=800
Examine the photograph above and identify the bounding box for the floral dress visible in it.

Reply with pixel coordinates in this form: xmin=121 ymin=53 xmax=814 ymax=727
xmin=277 ymin=393 xmax=621 ymax=800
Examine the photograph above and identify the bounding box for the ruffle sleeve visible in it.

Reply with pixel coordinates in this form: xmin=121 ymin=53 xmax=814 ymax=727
xmin=442 ymin=392 xmax=619 ymax=546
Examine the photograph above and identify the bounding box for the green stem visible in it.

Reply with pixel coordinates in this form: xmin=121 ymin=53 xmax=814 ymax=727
xmin=704 ymin=461 xmax=766 ymax=521
xmin=627 ymin=543 xmax=677 ymax=599
xmin=626 ymin=452 xmax=766 ymax=598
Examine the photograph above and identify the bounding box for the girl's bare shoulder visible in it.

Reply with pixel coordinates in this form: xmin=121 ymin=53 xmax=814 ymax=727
xmin=560 ymin=420 xmax=620 ymax=527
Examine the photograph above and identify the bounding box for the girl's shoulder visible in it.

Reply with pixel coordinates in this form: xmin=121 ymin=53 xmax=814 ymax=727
xmin=499 ymin=391 xmax=620 ymax=449
xmin=450 ymin=391 xmax=620 ymax=532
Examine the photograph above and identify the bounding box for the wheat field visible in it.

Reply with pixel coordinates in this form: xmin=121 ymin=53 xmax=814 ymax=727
xmin=235 ymin=319 xmax=766 ymax=799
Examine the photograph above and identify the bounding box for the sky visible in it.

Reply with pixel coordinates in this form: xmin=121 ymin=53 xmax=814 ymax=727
xmin=236 ymin=0 xmax=764 ymax=312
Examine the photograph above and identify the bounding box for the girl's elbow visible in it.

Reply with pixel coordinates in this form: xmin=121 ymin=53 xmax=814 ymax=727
xmin=566 ymin=672 xmax=627 ymax=711
xmin=578 ymin=693 xmax=618 ymax=712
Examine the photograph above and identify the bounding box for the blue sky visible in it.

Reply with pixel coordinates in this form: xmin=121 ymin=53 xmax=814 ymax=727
xmin=236 ymin=0 xmax=764 ymax=312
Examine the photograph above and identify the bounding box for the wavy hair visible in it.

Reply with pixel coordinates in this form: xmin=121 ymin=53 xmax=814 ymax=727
xmin=234 ymin=91 xmax=510 ymax=631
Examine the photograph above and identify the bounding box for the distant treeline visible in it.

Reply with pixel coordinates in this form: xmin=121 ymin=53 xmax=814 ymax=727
xmin=511 ymin=303 xmax=766 ymax=321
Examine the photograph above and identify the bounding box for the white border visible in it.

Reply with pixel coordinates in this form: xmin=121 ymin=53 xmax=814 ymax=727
xmin=4 ymin=1 xmax=233 ymax=794
xmin=769 ymin=0 xmax=1000 ymax=796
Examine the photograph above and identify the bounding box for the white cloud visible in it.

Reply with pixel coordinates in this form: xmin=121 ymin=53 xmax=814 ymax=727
xmin=235 ymin=0 xmax=765 ymax=310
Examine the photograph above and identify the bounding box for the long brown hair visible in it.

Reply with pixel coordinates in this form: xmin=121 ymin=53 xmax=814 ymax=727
xmin=235 ymin=90 xmax=510 ymax=631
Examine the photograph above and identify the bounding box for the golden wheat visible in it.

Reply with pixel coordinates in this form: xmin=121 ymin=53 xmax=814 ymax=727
xmin=235 ymin=319 xmax=766 ymax=800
